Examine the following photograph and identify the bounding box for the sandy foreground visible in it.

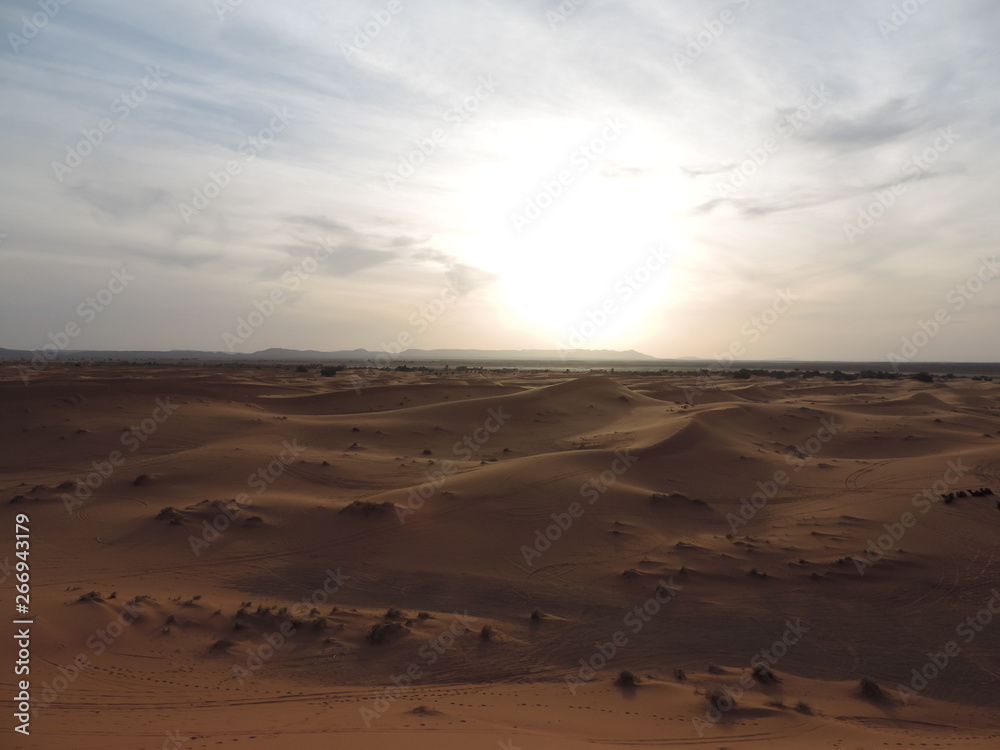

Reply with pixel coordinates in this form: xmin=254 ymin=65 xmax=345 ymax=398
xmin=1 ymin=364 xmax=999 ymax=749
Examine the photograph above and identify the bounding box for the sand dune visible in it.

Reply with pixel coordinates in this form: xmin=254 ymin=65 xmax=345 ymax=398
xmin=2 ymin=364 xmax=999 ymax=748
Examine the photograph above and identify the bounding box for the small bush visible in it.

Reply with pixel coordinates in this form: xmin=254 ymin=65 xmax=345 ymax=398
xmin=794 ymin=700 xmax=813 ymax=714
xmin=706 ymin=687 xmax=734 ymax=712
xmin=752 ymin=663 xmax=780 ymax=684
xmin=366 ymin=621 xmax=404 ymax=645
xmin=860 ymin=677 xmax=885 ymax=701
xmin=615 ymin=669 xmax=638 ymax=688
xmin=529 ymin=609 xmax=543 ymax=621
xmin=340 ymin=500 xmax=394 ymax=517
xmin=479 ymin=624 xmax=493 ymax=641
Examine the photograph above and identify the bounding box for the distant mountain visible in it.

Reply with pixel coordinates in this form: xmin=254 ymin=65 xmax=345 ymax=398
xmin=0 ymin=346 xmax=658 ymax=363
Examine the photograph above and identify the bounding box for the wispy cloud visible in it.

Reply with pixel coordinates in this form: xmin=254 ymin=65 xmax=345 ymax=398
xmin=1 ymin=0 xmax=998 ymax=360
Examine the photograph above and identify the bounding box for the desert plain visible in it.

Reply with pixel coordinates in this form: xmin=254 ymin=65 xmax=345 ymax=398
xmin=2 ymin=363 xmax=1000 ymax=749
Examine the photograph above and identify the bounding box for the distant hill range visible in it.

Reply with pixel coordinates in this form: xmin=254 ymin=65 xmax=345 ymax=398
xmin=2 ymin=347 xmax=997 ymax=375
xmin=0 ymin=346 xmax=658 ymax=363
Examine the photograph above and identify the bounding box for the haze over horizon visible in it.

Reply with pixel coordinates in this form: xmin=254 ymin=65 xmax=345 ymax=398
xmin=2 ymin=0 xmax=998 ymax=362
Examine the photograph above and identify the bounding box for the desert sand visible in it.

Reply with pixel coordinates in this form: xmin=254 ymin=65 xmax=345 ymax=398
xmin=2 ymin=364 xmax=999 ymax=749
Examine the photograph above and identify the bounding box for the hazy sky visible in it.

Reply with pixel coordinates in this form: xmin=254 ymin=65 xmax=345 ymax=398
xmin=2 ymin=0 xmax=998 ymax=361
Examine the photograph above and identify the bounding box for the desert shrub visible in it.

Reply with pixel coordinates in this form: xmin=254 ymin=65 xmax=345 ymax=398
xmin=340 ymin=500 xmax=394 ymax=517
xmin=615 ymin=669 xmax=638 ymax=687
xmin=366 ymin=621 xmax=404 ymax=645
xmin=530 ymin=609 xmax=543 ymax=621
xmin=830 ymin=370 xmax=857 ymax=381
xmin=479 ymin=624 xmax=493 ymax=641
xmin=794 ymin=700 xmax=813 ymax=714
xmin=156 ymin=506 xmax=181 ymax=521
xmin=320 ymin=366 xmax=338 ymax=377
xmin=706 ymin=687 xmax=734 ymax=712
xmin=752 ymin=663 xmax=780 ymax=684
xmin=860 ymin=677 xmax=885 ymax=700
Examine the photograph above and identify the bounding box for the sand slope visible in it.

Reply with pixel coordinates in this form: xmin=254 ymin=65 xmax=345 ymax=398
xmin=2 ymin=365 xmax=999 ymax=748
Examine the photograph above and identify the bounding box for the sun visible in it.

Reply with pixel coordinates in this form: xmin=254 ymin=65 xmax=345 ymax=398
xmin=494 ymin=182 xmax=689 ymax=345
xmin=446 ymin=116 xmax=693 ymax=346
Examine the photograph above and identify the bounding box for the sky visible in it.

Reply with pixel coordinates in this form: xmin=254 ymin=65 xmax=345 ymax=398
xmin=1 ymin=0 xmax=998 ymax=362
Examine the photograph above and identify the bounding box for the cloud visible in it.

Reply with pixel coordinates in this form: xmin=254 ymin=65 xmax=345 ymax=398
xmin=1 ymin=0 xmax=998 ymax=359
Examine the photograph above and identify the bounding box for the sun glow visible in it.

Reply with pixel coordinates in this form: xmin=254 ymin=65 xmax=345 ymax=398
xmin=446 ymin=118 xmax=694 ymax=346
